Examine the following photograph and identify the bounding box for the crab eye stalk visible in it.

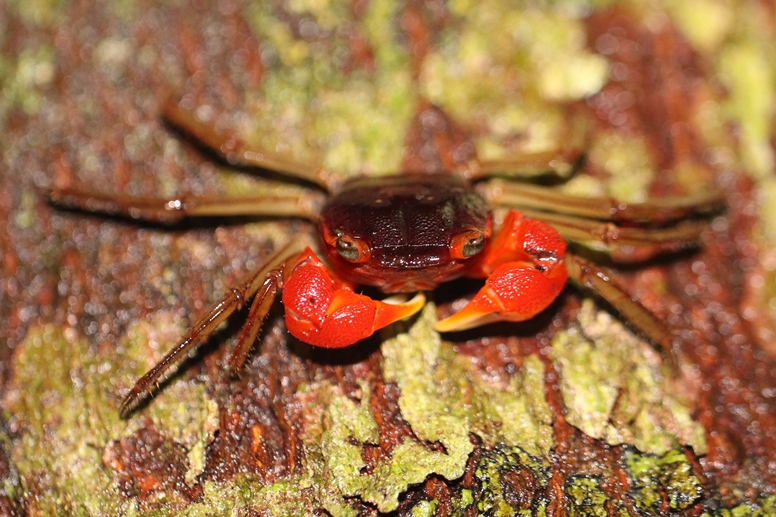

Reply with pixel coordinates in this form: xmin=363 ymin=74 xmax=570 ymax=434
xmin=334 ymin=231 xmax=371 ymax=263
xmin=450 ymin=230 xmax=486 ymax=259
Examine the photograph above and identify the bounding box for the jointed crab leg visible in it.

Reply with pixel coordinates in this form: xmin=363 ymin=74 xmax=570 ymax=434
xmin=511 ymin=208 xmax=712 ymax=250
xmin=120 ymin=238 xmax=427 ymax=417
xmin=47 ymin=186 xmax=324 ymax=224
xmin=564 ymin=253 xmax=676 ymax=369
xmin=480 ymin=179 xmax=725 ymax=225
xmin=464 ymin=147 xmax=585 ymax=181
xmin=163 ymin=99 xmax=334 ymax=191
xmin=119 ymin=238 xmax=308 ymax=418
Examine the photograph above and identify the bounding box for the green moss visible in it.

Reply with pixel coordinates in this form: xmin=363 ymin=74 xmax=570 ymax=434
xmin=552 ymin=300 xmax=706 ymax=455
xmin=625 ymin=449 xmax=703 ymax=513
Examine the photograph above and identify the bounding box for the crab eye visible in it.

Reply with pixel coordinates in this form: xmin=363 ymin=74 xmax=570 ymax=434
xmin=334 ymin=231 xmax=371 ymax=263
xmin=450 ymin=230 xmax=486 ymax=259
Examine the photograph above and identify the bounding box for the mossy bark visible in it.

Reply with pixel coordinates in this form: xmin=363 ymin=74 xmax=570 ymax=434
xmin=2 ymin=0 xmax=776 ymax=515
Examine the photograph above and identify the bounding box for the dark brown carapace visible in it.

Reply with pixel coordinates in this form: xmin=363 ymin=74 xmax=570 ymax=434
xmin=319 ymin=174 xmax=492 ymax=292
xmin=47 ymin=99 xmax=725 ymax=418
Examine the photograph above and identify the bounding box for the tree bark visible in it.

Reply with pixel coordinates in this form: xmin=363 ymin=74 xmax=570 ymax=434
xmin=1 ymin=1 xmax=775 ymax=515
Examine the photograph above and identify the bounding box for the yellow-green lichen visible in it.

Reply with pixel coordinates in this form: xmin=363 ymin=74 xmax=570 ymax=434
xmin=471 ymin=444 xmax=549 ymax=516
xmin=565 ymin=476 xmax=610 ymax=517
xmin=422 ymin=3 xmax=607 ymax=161
xmin=243 ymin=0 xmax=414 ymax=177
xmin=7 ymin=0 xmax=70 ymax=27
xmin=0 ymin=45 xmax=55 ymax=120
xmin=2 ymin=325 xmax=129 ymax=515
xmin=185 ymin=476 xmax=325 ymax=517
xmin=704 ymin=495 xmax=776 ymax=517
xmin=119 ymin=315 xmax=219 ymax=475
xmin=294 ymin=376 xmax=462 ymax=515
xmin=382 ymin=304 xmax=554 ymax=458
xmin=583 ymin=131 xmax=656 ymax=202
xmin=412 ymin=499 xmax=439 ymax=517
xmin=2 ymin=318 xmax=219 ymax=515
xmin=625 ymin=449 xmax=704 ymax=513
xmin=552 ymin=300 xmax=706 ymax=455
xmin=666 ymin=0 xmax=734 ymax=54
xmin=323 ymin=346 xmax=471 ymax=511
xmin=479 ymin=355 xmax=555 ymax=456
xmin=299 ymin=376 xmax=448 ymax=516
xmin=718 ymin=41 xmax=775 ymax=180
xmin=279 ymin=305 xmax=554 ymax=514
xmin=381 ymin=306 xmax=474 ymax=462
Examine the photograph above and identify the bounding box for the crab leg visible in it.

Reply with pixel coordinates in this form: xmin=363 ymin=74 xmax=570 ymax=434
xmin=463 ymin=147 xmax=585 ymax=181
xmin=119 ymin=239 xmax=307 ymax=418
xmin=47 ymin=186 xmax=324 ymax=224
xmin=282 ymin=249 xmax=426 ymax=348
xmin=564 ymin=253 xmax=676 ymax=368
xmin=510 ymin=208 xmax=712 ymax=250
xmin=479 ymin=179 xmax=724 ymax=225
xmin=163 ymin=99 xmax=334 ymax=191
xmin=460 ymin=119 xmax=588 ymax=182
xmin=435 ymin=210 xmax=568 ymax=332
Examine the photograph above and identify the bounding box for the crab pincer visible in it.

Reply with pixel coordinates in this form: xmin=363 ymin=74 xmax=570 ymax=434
xmin=283 ymin=248 xmax=426 ymax=348
xmin=436 ymin=210 xmax=568 ymax=331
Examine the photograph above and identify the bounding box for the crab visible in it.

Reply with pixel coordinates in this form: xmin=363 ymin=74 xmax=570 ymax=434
xmin=48 ymin=100 xmax=724 ymax=418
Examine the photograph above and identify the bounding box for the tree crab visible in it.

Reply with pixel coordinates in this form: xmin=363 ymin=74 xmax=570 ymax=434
xmin=48 ymin=100 xmax=724 ymax=418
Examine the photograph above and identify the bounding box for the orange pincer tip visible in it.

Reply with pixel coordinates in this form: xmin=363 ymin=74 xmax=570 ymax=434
xmin=373 ymin=292 xmax=426 ymax=330
xmin=434 ymin=288 xmax=503 ymax=333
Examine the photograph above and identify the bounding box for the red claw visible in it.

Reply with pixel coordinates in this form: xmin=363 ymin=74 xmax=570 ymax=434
xmin=282 ymin=249 xmax=425 ymax=348
xmin=436 ymin=210 xmax=568 ymax=331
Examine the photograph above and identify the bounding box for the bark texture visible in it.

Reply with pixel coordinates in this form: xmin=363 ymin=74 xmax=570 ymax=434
xmin=1 ymin=0 xmax=776 ymax=515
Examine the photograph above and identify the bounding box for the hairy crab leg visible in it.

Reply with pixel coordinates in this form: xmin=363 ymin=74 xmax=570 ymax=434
xmin=564 ymin=253 xmax=677 ymax=370
xmin=46 ymin=186 xmax=324 ymax=224
xmin=119 ymin=239 xmax=308 ymax=418
xmin=163 ymin=99 xmax=334 ymax=191
xmin=479 ymin=179 xmax=725 ymax=225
